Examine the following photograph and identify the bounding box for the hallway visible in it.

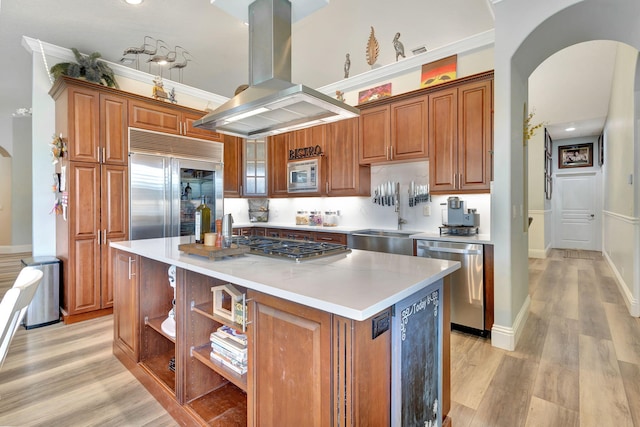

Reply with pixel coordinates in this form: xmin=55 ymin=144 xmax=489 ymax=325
xmin=450 ymin=249 xmax=640 ymax=426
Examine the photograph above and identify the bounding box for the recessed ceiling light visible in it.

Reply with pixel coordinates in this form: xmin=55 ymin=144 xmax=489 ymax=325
xmin=565 ymin=127 xmax=576 ymax=132
xmin=125 ymin=0 xmax=143 ymax=5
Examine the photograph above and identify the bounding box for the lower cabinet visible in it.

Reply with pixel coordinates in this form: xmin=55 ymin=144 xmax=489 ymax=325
xmin=235 ymin=227 xmax=348 ymax=245
xmin=111 ymin=251 xmax=397 ymax=426
xmin=248 ymin=291 xmax=333 ymax=426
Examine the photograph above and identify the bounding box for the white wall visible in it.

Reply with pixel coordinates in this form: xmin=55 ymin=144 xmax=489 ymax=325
xmin=225 ymin=161 xmax=491 ymax=234
xmin=602 ymin=42 xmax=639 ymax=315
xmin=11 ymin=116 xmax=32 ymax=247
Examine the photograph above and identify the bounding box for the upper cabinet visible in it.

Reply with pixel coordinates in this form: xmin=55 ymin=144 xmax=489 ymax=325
xmin=268 ymin=133 xmax=290 ymax=198
xmin=128 ymin=99 xmax=223 ymax=141
xmin=51 ymin=81 xmax=127 ymax=165
xmin=325 ymin=118 xmax=370 ymax=196
xmin=223 ymin=135 xmax=243 ymax=198
xmin=359 ymin=95 xmax=428 ymax=164
xmin=429 ymin=77 xmax=493 ymax=194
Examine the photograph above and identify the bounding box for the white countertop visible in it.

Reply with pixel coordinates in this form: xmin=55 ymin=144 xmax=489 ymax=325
xmin=111 ymin=237 xmax=460 ymax=321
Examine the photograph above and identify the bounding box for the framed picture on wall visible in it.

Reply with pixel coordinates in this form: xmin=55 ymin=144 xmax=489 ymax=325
xmin=598 ymin=133 xmax=604 ymax=166
xmin=558 ymin=143 xmax=593 ymax=169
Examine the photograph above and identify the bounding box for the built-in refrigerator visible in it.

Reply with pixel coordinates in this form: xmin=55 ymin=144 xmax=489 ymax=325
xmin=128 ymin=128 xmax=224 ymax=240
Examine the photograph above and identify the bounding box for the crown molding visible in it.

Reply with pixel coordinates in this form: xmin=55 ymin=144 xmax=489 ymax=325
xmin=318 ymin=29 xmax=495 ymax=96
xmin=21 ymin=36 xmax=229 ymax=105
xmin=22 ymin=29 xmax=494 ymax=108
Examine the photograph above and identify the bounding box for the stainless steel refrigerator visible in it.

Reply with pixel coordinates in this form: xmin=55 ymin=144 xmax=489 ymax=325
xmin=128 ymin=128 xmax=224 ymax=240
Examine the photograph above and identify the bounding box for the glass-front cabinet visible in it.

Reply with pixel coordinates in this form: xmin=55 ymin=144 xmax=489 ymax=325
xmin=243 ymin=138 xmax=267 ymax=196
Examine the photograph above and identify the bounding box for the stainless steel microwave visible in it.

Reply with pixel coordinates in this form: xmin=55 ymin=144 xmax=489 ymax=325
xmin=287 ymin=159 xmax=319 ymax=193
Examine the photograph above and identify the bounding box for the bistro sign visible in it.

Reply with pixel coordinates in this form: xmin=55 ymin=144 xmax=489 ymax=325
xmin=289 ymin=145 xmax=323 ymax=160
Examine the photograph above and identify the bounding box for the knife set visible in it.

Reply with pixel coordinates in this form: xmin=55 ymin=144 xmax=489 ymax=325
xmin=408 ymin=181 xmax=430 ymax=207
xmin=372 ymin=181 xmax=430 ymax=207
xmin=373 ymin=181 xmax=399 ymax=206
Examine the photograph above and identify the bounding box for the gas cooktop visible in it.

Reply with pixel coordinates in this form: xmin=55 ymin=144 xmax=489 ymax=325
xmin=231 ymin=236 xmax=351 ymax=262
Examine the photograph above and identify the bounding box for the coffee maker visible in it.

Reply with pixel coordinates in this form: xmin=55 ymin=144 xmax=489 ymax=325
xmin=444 ymin=196 xmax=480 ymax=227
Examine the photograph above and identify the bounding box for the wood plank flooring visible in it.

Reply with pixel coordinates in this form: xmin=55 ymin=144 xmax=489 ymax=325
xmin=450 ymin=249 xmax=640 ymax=427
xmin=0 ymin=249 xmax=638 ymax=426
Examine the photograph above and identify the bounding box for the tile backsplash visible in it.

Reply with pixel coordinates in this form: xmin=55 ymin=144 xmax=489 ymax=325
xmin=224 ymin=161 xmax=491 ymax=234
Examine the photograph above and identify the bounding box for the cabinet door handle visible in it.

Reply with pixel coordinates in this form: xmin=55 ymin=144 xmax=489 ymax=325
xmin=390 ymin=145 xmax=394 ymax=160
xmin=103 ymin=229 xmax=107 ymax=245
xmin=97 ymin=229 xmax=101 ymax=245
xmin=128 ymin=257 xmax=136 ymax=279
xmin=102 ymin=147 xmax=106 ymax=163
xmin=326 ymin=182 xmax=329 ymax=193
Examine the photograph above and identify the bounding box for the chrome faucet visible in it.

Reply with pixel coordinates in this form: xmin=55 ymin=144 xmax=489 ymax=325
xmin=394 ymin=184 xmax=407 ymax=230
xmin=398 ymin=216 xmax=408 ymax=230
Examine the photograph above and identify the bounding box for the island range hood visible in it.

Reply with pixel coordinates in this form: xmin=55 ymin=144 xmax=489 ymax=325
xmin=194 ymin=0 xmax=359 ymax=139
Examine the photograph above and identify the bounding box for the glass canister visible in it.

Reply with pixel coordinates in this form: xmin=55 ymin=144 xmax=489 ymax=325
xmin=309 ymin=211 xmax=323 ymax=226
xmin=323 ymin=211 xmax=339 ymax=227
xmin=296 ymin=210 xmax=309 ymax=225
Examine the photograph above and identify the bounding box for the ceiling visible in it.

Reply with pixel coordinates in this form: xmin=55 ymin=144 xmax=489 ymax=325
xmin=0 ymin=0 xmax=623 ymax=142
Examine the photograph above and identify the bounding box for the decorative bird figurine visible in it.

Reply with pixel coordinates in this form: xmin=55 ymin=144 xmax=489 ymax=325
xmin=344 ymin=53 xmax=351 ymax=78
xmin=123 ymin=36 xmax=155 ymax=69
xmin=393 ymin=32 xmax=405 ymax=61
xmin=169 ymin=48 xmax=192 ymax=83
xmin=123 ymin=36 xmax=155 ymax=56
xmin=366 ymin=27 xmax=379 ymax=67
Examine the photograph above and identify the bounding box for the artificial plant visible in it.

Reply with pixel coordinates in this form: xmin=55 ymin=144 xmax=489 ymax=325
xmin=50 ymin=48 xmax=118 ymax=88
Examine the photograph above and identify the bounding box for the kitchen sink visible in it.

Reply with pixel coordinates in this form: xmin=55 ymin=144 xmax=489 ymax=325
xmin=348 ymin=229 xmax=416 ymax=255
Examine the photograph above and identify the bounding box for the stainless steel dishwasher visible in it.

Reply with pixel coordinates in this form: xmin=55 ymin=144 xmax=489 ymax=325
xmin=416 ymin=240 xmax=485 ymax=335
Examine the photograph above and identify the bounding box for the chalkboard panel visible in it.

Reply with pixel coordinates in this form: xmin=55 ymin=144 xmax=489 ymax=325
xmin=391 ymin=279 xmax=443 ymax=427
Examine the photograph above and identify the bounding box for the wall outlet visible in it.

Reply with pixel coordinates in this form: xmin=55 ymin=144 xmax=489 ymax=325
xmin=423 ymin=205 xmax=431 ymax=216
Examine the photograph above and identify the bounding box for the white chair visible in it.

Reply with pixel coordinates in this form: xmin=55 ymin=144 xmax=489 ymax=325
xmin=0 ymin=267 xmax=43 ymax=369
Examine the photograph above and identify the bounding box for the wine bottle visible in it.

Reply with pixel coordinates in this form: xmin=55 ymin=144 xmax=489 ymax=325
xmin=195 ymin=196 xmax=211 ymax=243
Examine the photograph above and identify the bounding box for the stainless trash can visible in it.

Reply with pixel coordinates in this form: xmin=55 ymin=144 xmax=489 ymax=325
xmin=20 ymin=256 xmax=61 ymax=329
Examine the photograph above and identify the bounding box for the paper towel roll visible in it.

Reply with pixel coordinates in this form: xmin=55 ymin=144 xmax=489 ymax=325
xmin=204 ymin=232 xmax=215 ymax=246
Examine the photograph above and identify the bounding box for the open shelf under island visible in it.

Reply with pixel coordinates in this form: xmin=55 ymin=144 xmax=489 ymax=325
xmin=110 ymin=236 xmax=460 ymax=426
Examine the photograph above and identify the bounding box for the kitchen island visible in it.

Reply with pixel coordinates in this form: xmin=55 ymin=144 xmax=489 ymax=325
xmin=110 ymin=236 xmax=459 ymax=426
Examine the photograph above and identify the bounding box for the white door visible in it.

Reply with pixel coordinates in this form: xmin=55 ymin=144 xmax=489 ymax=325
xmin=553 ymin=172 xmax=601 ymax=250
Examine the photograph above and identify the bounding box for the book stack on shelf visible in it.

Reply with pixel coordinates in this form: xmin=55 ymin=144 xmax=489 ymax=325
xmin=210 ymin=325 xmax=248 ymax=375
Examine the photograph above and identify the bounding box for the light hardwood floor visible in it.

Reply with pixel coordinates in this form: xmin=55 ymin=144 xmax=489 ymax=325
xmin=450 ymin=249 xmax=640 ymax=427
xmin=1 ymin=249 xmax=638 ymax=426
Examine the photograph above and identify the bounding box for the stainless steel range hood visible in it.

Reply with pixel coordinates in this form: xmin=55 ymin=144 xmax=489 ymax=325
xmin=194 ymin=0 xmax=359 ymax=139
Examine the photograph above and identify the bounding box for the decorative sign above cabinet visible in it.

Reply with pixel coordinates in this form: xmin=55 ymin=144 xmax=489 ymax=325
xmin=289 ymin=145 xmax=323 ymax=160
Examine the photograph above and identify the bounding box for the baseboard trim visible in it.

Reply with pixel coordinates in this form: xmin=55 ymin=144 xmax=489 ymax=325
xmin=0 ymin=244 xmax=32 ymax=254
xmin=491 ymin=295 xmax=531 ymax=351
xmin=603 ymin=251 xmax=639 ymax=317
xmin=528 ymin=248 xmax=546 ymax=259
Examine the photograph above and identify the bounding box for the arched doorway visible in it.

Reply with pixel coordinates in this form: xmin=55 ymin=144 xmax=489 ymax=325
xmin=491 ymin=0 xmax=640 ymax=349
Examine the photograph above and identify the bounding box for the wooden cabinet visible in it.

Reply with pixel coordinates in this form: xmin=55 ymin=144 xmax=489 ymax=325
xmin=111 ymin=253 xmax=447 ymax=426
xmin=429 ymin=78 xmax=493 ymax=194
xmin=128 ymin=99 xmax=223 ymax=141
xmin=359 ymin=96 xmax=428 ymax=164
xmin=58 ymin=84 xmax=127 ymax=165
xmin=325 ymin=118 xmax=371 ymax=196
xmin=112 ymin=248 xmax=139 ymax=362
xmin=313 ymin=231 xmax=347 ymax=245
xmin=359 ymin=104 xmax=390 ymax=163
xmin=182 ymin=110 xmax=224 ymax=141
xmin=50 ymin=76 xmax=129 ymax=323
xmin=391 ymin=95 xmax=429 ymax=160
xmin=278 ymin=229 xmax=314 ymax=241
xmin=223 ymin=135 xmax=243 ymax=197
xmin=267 ymin=133 xmax=290 ymax=197
xmin=248 ymin=291 xmax=332 ymax=426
